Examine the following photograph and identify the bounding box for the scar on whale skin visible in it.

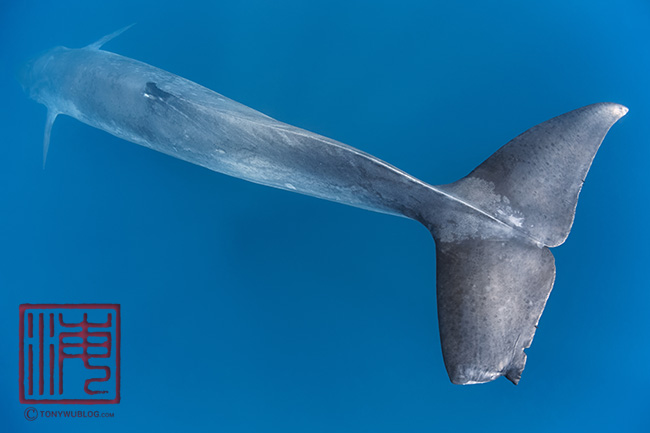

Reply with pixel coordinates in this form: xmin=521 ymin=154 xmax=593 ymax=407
xmin=144 ymin=82 xmax=172 ymax=101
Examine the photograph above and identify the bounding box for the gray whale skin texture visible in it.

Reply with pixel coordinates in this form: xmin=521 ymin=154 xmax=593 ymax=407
xmin=19 ymin=26 xmax=628 ymax=385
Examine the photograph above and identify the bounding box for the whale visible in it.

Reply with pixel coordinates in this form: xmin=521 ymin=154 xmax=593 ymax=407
xmin=19 ymin=26 xmax=628 ymax=385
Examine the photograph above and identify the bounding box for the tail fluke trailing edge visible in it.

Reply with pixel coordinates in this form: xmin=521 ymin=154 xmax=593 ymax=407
xmin=430 ymin=103 xmax=627 ymax=384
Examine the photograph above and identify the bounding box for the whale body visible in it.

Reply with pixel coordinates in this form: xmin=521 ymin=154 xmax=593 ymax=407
xmin=19 ymin=26 xmax=628 ymax=385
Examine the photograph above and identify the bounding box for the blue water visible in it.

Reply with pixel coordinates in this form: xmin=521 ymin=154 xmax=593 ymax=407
xmin=1 ymin=1 xmax=649 ymax=432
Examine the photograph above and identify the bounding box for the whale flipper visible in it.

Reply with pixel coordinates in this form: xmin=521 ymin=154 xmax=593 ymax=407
xmin=42 ymin=109 xmax=58 ymax=168
xmin=430 ymin=103 xmax=627 ymax=384
xmin=85 ymin=24 xmax=135 ymax=50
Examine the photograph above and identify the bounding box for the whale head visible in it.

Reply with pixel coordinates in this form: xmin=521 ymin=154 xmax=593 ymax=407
xmin=18 ymin=46 xmax=68 ymax=105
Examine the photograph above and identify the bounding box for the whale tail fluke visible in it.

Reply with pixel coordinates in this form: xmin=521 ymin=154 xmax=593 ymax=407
xmin=429 ymin=103 xmax=627 ymax=384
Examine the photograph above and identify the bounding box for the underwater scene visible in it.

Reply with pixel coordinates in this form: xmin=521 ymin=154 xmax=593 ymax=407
xmin=1 ymin=1 xmax=649 ymax=432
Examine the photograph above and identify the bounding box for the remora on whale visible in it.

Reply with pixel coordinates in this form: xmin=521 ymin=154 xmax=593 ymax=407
xmin=19 ymin=26 xmax=627 ymax=385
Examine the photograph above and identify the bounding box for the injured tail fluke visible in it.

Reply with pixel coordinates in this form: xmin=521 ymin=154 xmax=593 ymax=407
xmin=435 ymin=236 xmax=556 ymax=385
xmin=428 ymin=103 xmax=627 ymax=384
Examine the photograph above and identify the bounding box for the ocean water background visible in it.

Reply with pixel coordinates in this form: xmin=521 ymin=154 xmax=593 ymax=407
xmin=1 ymin=0 xmax=649 ymax=431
